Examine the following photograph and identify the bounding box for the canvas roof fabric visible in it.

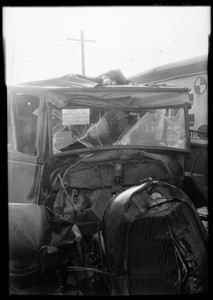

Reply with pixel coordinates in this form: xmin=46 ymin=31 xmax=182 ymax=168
xmin=11 ymin=71 xmax=191 ymax=109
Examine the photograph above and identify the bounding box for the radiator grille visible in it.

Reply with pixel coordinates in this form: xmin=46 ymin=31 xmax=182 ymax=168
xmin=128 ymin=215 xmax=179 ymax=295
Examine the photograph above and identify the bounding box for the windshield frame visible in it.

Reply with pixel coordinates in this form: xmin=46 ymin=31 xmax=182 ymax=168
xmin=48 ymin=103 xmax=191 ymax=158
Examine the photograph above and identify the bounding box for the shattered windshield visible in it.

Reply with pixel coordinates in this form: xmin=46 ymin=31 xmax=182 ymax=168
xmin=51 ymin=107 xmax=187 ymax=153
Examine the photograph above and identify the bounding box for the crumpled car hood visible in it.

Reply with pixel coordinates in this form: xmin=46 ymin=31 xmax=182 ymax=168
xmin=48 ymin=149 xmax=184 ymax=224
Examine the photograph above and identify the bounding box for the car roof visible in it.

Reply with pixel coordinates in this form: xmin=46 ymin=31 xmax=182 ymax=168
xmin=8 ymin=74 xmax=191 ymax=109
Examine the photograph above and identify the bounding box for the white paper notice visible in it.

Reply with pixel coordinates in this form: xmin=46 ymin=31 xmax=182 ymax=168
xmin=62 ymin=109 xmax=90 ymax=125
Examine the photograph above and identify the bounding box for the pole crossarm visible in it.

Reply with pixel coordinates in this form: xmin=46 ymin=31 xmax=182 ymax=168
xmin=67 ymin=38 xmax=96 ymax=43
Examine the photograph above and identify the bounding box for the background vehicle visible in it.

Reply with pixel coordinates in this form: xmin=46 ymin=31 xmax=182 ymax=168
xmin=128 ymin=54 xmax=208 ymax=177
xmin=8 ymin=73 xmax=208 ymax=295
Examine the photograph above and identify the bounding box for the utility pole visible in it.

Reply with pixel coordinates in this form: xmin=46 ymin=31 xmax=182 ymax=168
xmin=67 ymin=29 xmax=96 ymax=75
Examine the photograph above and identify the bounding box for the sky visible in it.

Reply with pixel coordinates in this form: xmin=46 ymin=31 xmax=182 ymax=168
xmin=3 ymin=6 xmax=211 ymax=84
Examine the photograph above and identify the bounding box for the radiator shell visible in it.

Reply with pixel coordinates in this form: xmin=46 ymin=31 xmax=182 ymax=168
xmin=101 ymin=180 xmax=208 ymax=295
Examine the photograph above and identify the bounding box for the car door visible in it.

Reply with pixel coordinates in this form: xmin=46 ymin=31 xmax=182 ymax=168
xmin=8 ymin=88 xmax=46 ymax=204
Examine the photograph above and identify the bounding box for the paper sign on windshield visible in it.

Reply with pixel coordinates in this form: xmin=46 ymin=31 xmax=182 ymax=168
xmin=62 ymin=109 xmax=90 ymax=125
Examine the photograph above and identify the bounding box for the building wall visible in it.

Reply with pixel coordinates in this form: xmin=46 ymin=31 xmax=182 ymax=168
xmin=152 ymin=74 xmax=208 ymax=176
xmin=154 ymin=73 xmax=208 ymax=146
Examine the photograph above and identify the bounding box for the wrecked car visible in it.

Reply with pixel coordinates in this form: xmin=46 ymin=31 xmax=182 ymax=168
xmin=8 ymin=71 xmax=208 ymax=295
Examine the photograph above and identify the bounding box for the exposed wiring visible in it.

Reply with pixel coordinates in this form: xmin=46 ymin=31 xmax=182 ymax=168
xmin=95 ymin=166 xmax=109 ymax=200
xmin=58 ymin=174 xmax=76 ymax=223
xmin=45 ymin=205 xmax=73 ymax=224
xmin=97 ymin=221 xmax=112 ymax=292
xmin=41 ymin=187 xmax=55 ymax=205
xmin=66 ymin=266 xmax=112 ymax=276
xmin=62 ymin=152 xmax=93 ymax=179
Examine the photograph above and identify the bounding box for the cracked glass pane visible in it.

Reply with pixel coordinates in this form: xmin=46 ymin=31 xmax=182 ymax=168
xmin=51 ymin=107 xmax=187 ymax=153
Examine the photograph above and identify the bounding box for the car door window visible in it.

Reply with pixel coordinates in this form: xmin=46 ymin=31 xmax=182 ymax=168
xmin=14 ymin=93 xmax=40 ymax=155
